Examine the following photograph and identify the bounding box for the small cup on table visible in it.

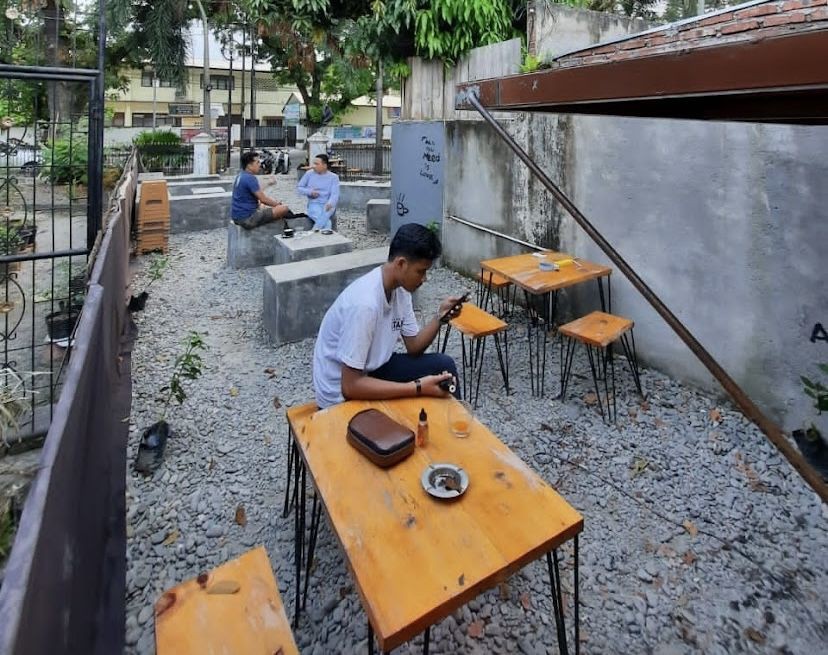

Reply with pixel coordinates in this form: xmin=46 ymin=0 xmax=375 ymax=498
xmin=448 ymin=400 xmax=474 ymax=438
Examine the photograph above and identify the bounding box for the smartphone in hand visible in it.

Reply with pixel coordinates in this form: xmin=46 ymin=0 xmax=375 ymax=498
xmin=440 ymin=292 xmax=470 ymax=323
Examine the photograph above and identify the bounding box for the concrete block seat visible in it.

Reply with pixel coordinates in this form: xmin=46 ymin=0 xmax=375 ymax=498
xmin=274 ymin=230 xmax=353 ymax=265
xmin=366 ymin=199 xmax=390 ymax=234
xmin=263 ymin=247 xmax=387 ymax=344
xmin=227 ymin=214 xmax=339 ymax=269
xmin=338 ymin=180 xmax=391 ymax=211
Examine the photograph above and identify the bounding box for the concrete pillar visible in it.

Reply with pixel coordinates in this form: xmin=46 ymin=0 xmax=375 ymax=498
xmin=191 ymin=132 xmax=216 ymax=176
xmin=307 ymin=131 xmax=330 ymax=161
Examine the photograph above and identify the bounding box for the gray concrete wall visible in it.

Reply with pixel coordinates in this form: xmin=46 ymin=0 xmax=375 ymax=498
xmin=437 ymin=108 xmax=828 ymax=433
xmin=533 ymin=3 xmax=654 ymax=61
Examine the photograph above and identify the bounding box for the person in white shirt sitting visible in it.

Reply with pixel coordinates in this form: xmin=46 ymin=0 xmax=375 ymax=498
xmin=313 ymin=223 xmax=462 ymax=408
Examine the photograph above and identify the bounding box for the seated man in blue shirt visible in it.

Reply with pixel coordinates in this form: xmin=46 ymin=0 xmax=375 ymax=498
xmin=230 ymin=150 xmax=293 ymax=229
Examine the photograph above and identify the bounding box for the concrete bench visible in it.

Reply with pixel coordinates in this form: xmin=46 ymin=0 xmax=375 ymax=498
xmin=263 ymin=246 xmax=387 ymax=344
xmin=366 ymin=198 xmax=390 ymax=233
xmin=274 ymin=230 xmax=353 ymax=265
xmin=338 ymin=180 xmax=391 ymax=211
xmin=227 ymin=217 xmax=314 ymax=269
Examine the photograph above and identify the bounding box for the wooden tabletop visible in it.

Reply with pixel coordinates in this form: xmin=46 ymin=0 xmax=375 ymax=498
xmin=297 ymin=398 xmax=583 ymax=652
xmin=155 ymin=546 xmax=298 ymax=655
xmin=481 ymin=251 xmax=611 ymax=295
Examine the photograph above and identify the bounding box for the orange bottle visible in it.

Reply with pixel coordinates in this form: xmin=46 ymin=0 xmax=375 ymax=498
xmin=416 ymin=408 xmax=429 ymax=447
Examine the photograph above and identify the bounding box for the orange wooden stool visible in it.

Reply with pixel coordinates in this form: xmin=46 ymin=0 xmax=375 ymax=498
xmin=438 ymin=302 xmax=509 ymax=408
xmin=558 ymin=311 xmax=643 ymax=423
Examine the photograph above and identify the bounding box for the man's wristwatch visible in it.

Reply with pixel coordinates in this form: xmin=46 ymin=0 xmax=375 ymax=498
xmin=414 ymin=378 xmax=422 ymax=396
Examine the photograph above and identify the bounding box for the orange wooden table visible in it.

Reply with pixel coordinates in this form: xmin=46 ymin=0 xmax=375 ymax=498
xmin=480 ymin=252 xmax=612 ymax=396
xmin=291 ymin=397 xmax=583 ymax=654
xmin=155 ymin=546 xmax=298 ymax=655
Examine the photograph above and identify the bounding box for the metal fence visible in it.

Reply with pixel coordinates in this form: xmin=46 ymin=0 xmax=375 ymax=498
xmin=136 ymin=144 xmax=194 ymax=176
xmin=104 ymin=146 xmax=132 ymax=170
xmin=327 ymin=143 xmax=392 ymax=181
xmin=244 ymin=125 xmax=297 ymax=147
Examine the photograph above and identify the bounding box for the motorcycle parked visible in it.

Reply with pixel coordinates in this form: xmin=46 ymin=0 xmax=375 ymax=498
xmin=259 ymin=147 xmax=290 ymax=175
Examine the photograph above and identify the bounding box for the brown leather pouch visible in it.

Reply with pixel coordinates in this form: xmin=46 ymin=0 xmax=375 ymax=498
xmin=346 ymin=409 xmax=415 ymax=468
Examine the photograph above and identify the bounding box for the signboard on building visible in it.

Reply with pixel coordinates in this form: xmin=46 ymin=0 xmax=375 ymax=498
xmin=169 ymin=103 xmax=199 ymax=115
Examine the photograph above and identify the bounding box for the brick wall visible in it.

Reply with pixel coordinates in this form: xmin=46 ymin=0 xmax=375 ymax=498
xmin=553 ymin=0 xmax=828 ymax=68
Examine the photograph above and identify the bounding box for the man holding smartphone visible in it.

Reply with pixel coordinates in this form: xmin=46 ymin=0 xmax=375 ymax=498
xmin=313 ymin=223 xmax=464 ymax=409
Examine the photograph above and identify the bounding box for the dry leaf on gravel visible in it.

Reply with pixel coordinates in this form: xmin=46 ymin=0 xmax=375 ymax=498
xmin=584 ymin=392 xmax=598 ymax=406
xmin=273 ymin=396 xmax=282 ymax=410
xmin=683 ymin=520 xmax=699 ymax=538
xmin=229 ymin=386 xmax=239 ymax=397
xmin=234 ymin=504 xmax=247 ymax=527
xmin=682 ymin=551 xmax=697 ymax=566
xmin=520 ymin=592 xmax=532 ymax=611
xmin=744 ymin=627 xmax=766 ymax=644
xmin=709 ymin=408 xmax=722 ymax=422
xmin=162 ymin=529 xmax=179 ymax=546
xmin=264 ymin=367 xmax=277 ymax=379
xmin=467 ymin=620 xmax=485 ymax=639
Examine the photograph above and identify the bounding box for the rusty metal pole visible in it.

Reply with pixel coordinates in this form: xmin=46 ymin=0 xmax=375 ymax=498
xmin=463 ymin=89 xmax=828 ymax=504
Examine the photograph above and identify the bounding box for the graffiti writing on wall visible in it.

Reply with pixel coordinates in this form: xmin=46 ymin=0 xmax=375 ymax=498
xmin=419 ymin=135 xmax=441 ymax=185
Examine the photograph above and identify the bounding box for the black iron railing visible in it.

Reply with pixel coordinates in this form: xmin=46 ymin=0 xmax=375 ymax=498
xmin=136 ymin=144 xmax=194 ymax=176
xmin=327 ymin=143 xmax=392 ymax=181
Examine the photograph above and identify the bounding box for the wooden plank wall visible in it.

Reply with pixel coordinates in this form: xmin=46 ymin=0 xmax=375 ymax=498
xmin=402 ymin=39 xmax=522 ymax=121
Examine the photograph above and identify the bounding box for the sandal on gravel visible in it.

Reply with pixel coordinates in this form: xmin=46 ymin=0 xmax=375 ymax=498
xmin=134 ymin=420 xmax=170 ymax=475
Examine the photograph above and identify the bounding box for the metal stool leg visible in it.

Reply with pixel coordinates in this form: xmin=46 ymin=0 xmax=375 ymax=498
xmin=302 ymin=490 xmax=323 ymax=610
xmin=559 ymin=335 xmax=577 ymax=400
xmin=282 ymin=428 xmax=294 ymax=518
xmin=584 ymin=344 xmax=606 ymax=422
xmin=547 ymin=550 xmax=569 ymax=655
xmin=493 ymin=331 xmax=509 ymax=394
xmin=439 ymin=323 xmax=451 ymax=354
xmin=620 ymin=330 xmax=643 ymax=396
xmin=471 ymin=336 xmax=487 ymax=408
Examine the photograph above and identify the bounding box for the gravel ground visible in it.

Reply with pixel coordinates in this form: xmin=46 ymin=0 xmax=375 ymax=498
xmin=125 ymin=176 xmax=828 ymax=654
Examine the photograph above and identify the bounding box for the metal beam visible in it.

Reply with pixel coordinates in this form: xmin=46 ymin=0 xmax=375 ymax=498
xmin=0 ymin=63 xmax=98 ymax=82
xmin=464 ymin=90 xmax=828 ymax=504
xmin=456 ymin=30 xmax=828 ymax=124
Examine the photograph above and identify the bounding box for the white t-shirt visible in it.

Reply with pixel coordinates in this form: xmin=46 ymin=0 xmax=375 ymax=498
xmin=313 ymin=266 xmax=419 ymax=408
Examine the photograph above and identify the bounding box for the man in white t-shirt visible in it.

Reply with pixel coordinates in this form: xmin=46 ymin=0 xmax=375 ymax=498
xmin=313 ymin=223 xmax=462 ymax=408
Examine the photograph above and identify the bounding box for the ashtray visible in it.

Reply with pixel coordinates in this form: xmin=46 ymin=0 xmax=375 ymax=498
xmin=282 ymin=228 xmax=295 ymax=238
xmin=421 ymin=463 xmax=469 ymax=499
xmin=321 ymin=228 xmax=333 ymax=235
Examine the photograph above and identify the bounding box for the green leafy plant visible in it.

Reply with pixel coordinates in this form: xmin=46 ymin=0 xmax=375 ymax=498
xmin=521 ymin=52 xmax=542 ymax=74
xmin=0 ymin=225 xmax=23 ymax=255
xmin=0 ymin=503 xmax=13 ymax=560
xmin=802 ymin=364 xmax=828 ymax=415
xmin=41 ymin=136 xmax=89 ymax=185
xmin=146 ymin=255 xmax=169 ymax=290
xmin=0 ymin=368 xmax=32 ymax=446
xmin=157 ymin=331 xmax=206 ymax=420
xmin=132 ymin=130 xmax=182 ymax=146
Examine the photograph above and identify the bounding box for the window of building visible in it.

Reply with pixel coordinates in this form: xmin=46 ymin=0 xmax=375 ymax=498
xmin=254 ymin=77 xmax=279 ymax=92
xmin=140 ymin=72 xmax=175 ymax=88
xmin=200 ymin=74 xmax=235 ymax=90
xmin=111 ymin=112 xmax=125 ymax=127
xmin=132 ymin=113 xmax=177 ymax=127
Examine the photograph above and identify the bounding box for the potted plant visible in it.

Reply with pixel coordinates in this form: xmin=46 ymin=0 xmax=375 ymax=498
xmin=128 ymin=254 xmax=168 ymax=312
xmin=0 ymin=367 xmax=29 ymax=448
xmin=0 ymin=226 xmax=22 ymax=276
xmin=134 ymin=331 xmax=206 ymax=474
xmin=793 ymin=364 xmax=828 ymax=481
xmin=44 ymin=262 xmax=86 ymax=342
